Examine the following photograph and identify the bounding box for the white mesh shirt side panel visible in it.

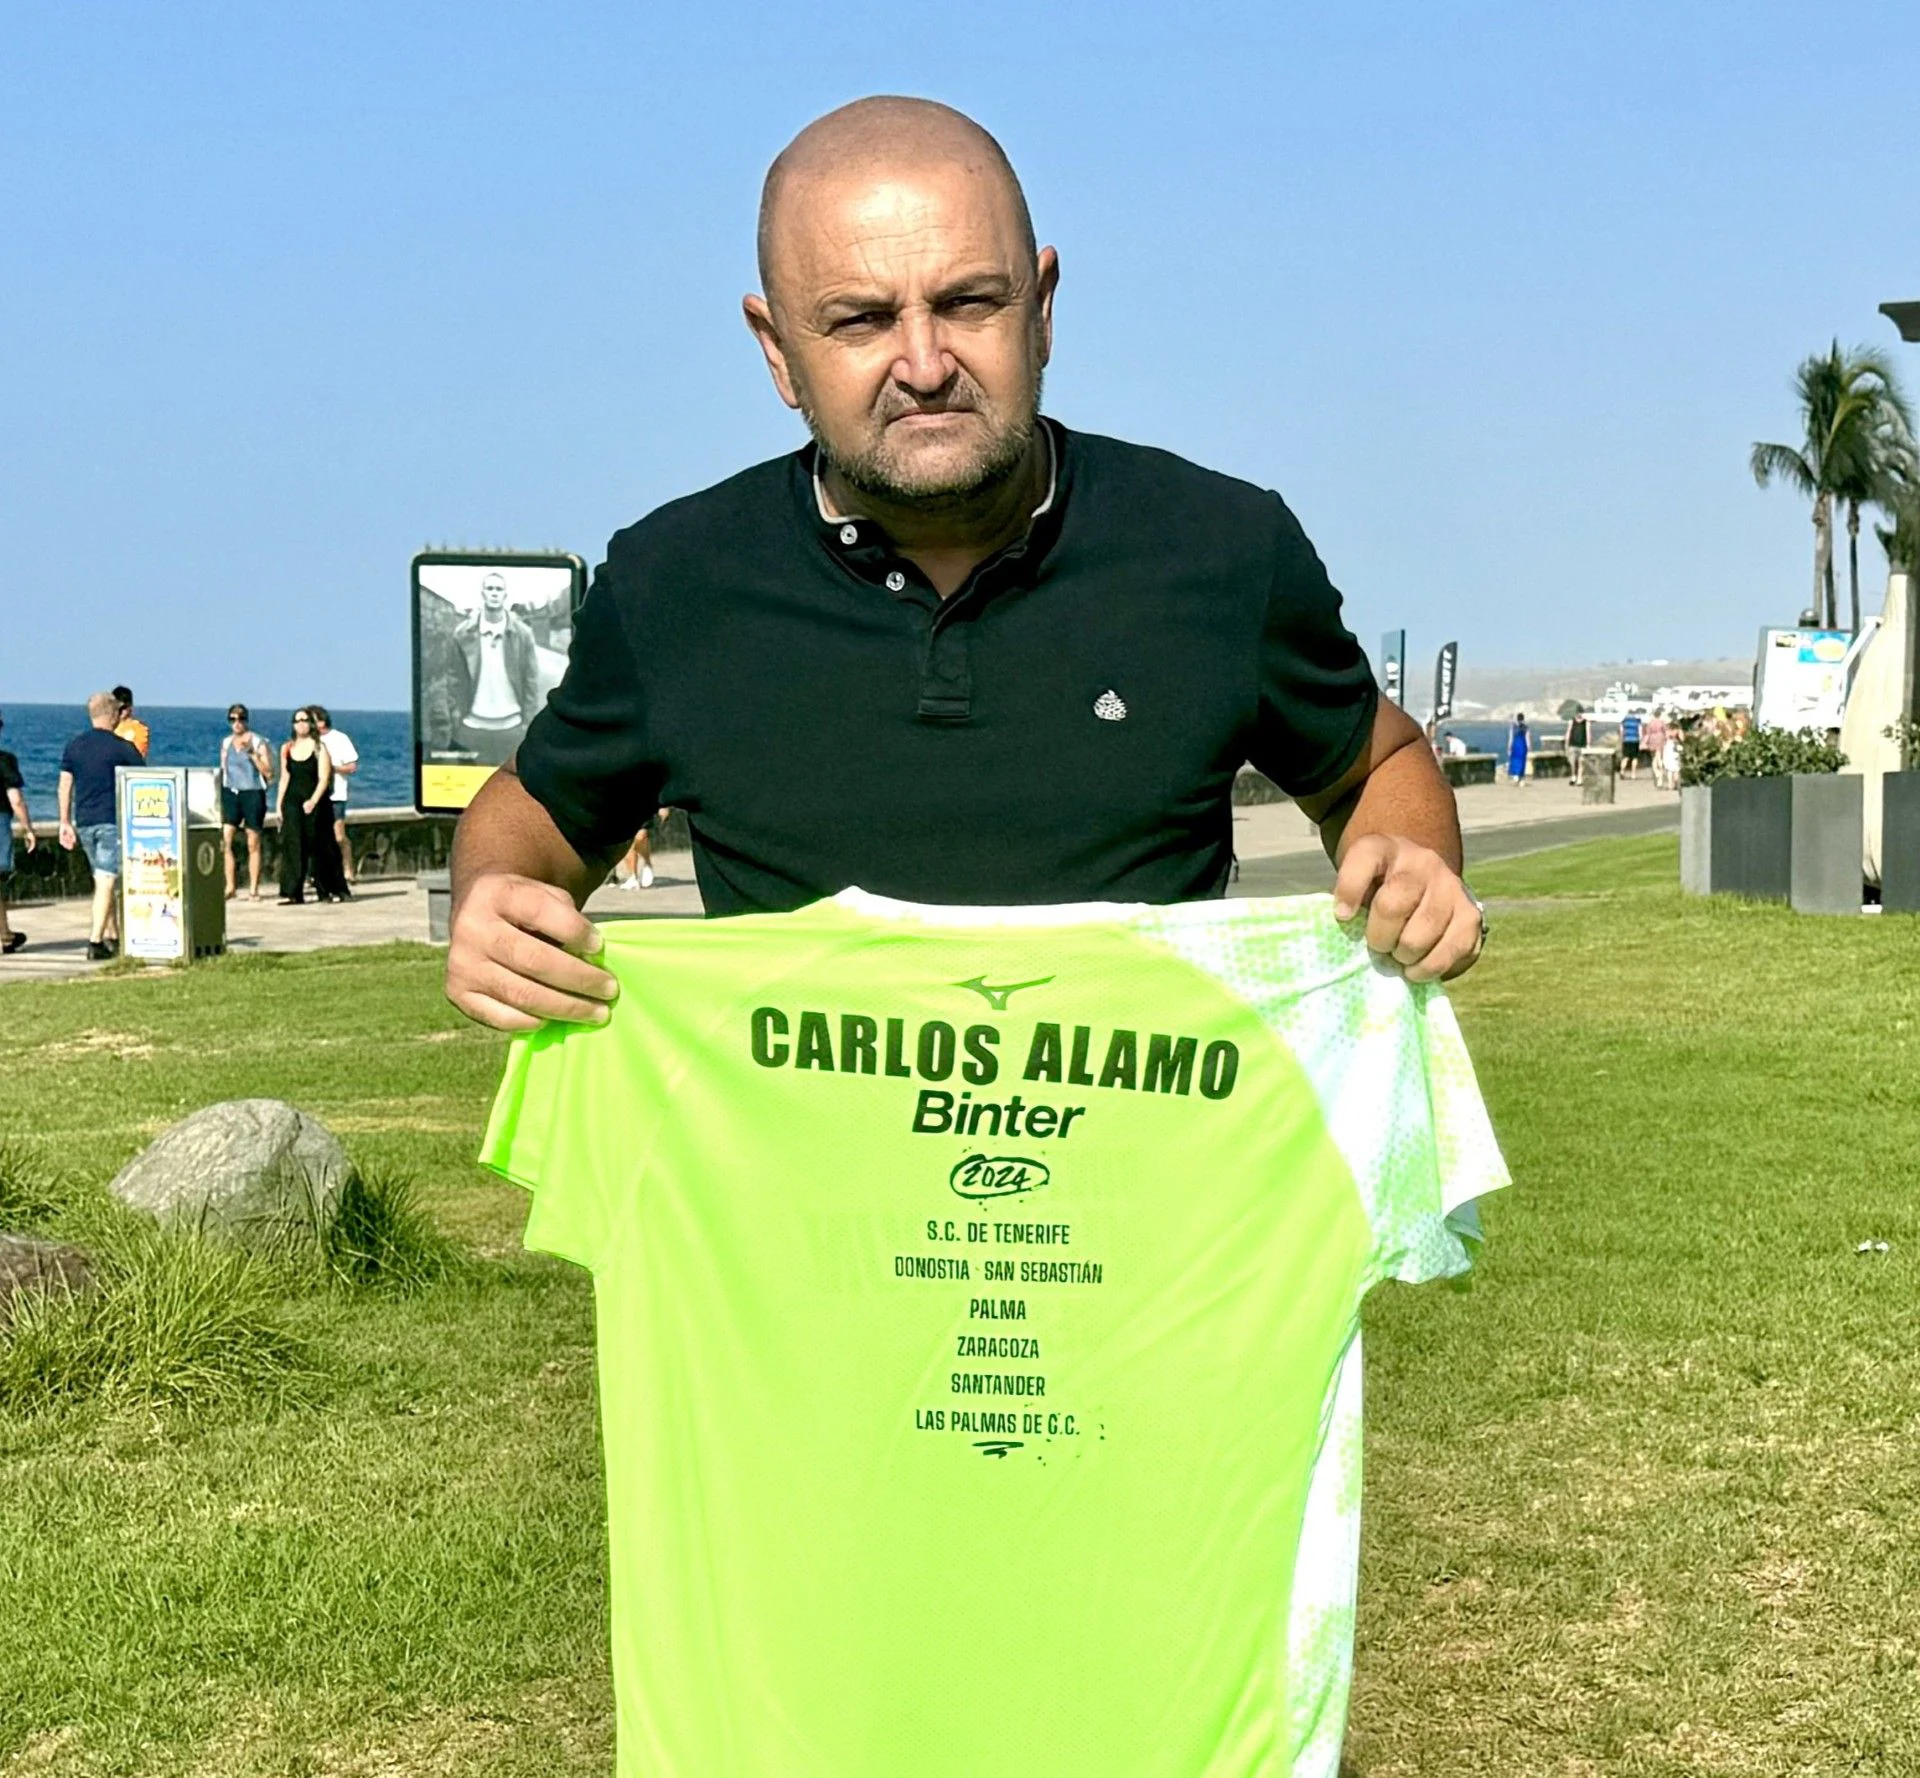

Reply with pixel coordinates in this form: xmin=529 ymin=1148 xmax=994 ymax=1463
xmin=1285 ymin=1330 xmax=1365 ymax=1778
xmin=1129 ymin=896 xmax=1484 ymax=1287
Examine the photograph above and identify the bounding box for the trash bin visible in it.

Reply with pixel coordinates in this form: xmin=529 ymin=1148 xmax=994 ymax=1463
xmin=421 ymin=869 xmax=452 ymax=944
xmin=1578 ymin=748 xmax=1618 ymax=805
xmin=184 ymin=768 xmax=226 ymax=959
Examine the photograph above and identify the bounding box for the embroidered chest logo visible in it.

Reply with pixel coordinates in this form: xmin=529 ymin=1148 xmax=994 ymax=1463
xmin=1093 ymin=689 xmax=1129 ymax=722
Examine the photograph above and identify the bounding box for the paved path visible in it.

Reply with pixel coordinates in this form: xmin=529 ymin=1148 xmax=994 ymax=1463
xmin=1232 ymin=797 xmax=1679 ymax=897
xmin=0 ymin=777 xmax=1679 ymax=984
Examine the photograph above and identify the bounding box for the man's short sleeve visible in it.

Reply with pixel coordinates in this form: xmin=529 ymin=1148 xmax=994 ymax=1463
xmin=513 ymin=548 xmax=666 ymax=865
xmin=0 ymin=752 xmax=21 ymax=795
xmin=1248 ymin=497 xmax=1379 ymax=797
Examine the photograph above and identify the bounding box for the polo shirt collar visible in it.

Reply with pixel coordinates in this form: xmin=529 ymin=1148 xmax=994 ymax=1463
xmin=802 ymin=419 xmax=1068 ymax=590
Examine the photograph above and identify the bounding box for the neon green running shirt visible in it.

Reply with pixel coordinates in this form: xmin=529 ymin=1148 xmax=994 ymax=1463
xmin=482 ymin=891 xmax=1508 ymax=1777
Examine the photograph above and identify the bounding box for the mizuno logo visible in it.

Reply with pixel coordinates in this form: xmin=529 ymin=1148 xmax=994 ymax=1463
xmin=954 ymin=975 xmax=1054 ymax=1010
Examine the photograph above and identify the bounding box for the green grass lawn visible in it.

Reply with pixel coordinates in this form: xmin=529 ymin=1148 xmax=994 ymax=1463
xmin=4 ymin=844 xmax=1918 ymax=1775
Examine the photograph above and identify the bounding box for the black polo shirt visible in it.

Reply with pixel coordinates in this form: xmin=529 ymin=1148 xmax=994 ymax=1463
xmin=515 ymin=421 xmax=1378 ymax=915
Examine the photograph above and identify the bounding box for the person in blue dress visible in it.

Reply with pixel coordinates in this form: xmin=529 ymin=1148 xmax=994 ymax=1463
xmin=1506 ymin=712 xmax=1530 ymax=787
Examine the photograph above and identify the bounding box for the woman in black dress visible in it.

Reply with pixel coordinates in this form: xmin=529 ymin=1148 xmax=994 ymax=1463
xmin=277 ymin=710 xmax=349 ymax=903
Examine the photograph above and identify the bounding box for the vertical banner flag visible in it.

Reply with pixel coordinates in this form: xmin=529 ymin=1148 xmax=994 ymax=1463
xmin=1380 ymin=630 xmax=1406 ymax=706
xmin=1432 ymin=642 xmax=1459 ymax=726
xmin=119 ymin=767 xmax=188 ymax=962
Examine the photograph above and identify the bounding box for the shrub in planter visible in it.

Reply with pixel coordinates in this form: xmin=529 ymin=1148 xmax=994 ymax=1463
xmin=1680 ymin=725 xmax=1846 ymax=787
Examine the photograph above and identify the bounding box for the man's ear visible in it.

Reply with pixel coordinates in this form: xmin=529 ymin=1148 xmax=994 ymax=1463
xmin=743 ymin=294 xmax=802 ymax=411
xmin=1034 ymin=247 xmax=1060 ymax=370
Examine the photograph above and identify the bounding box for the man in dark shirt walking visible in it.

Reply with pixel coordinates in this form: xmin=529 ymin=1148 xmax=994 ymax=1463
xmin=58 ymin=691 xmax=145 ymax=960
xmin=445 ymin=96 xmax=1486 ymax=1029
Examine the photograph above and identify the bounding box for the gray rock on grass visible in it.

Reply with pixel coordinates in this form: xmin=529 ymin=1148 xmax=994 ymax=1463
xmin=0 ymin=1232 xmax=94 ymax=1321
xmin=108 ymin=1099 xmax=354 ymax=1243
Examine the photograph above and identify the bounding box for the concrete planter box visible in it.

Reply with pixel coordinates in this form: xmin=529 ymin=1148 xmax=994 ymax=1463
xmin=1703 ymin=776 xmax=1793 ymax=902
xmin=1883 ymin=772 xmax=1920 ymax=913
xmin=1789 ymin=774 xmax=1863 ymax=915
xmin=1680 ymin=784 xmax=1714 ymax=894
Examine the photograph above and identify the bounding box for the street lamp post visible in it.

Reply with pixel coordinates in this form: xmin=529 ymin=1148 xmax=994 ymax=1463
xmin=1879 ymin=301 xmax=1919 ymax=721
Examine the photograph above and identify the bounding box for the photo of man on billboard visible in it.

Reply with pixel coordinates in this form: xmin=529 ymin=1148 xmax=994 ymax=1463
xmin=453 ymin=571 xmax=543 ymax=763
xmin=413 ymin=552 xmax=584 ymax=812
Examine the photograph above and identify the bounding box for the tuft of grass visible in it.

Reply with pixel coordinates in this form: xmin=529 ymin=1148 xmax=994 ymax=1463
xmin=0 ymin=1221 xmax=323 ymax=1416
xmin=0 ymin=1140 xmax=67 ymax=1234
xmin=321 ymin=1167 xmax=467 ymax=1291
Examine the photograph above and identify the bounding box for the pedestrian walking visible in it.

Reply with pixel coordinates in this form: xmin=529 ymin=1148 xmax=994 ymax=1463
xmin=1643 ymin=712 xmax=1671 ymax=790
xmin=57 ymin=692 xmax=145 ymax=959
xmin=1564 ymin=705 xmax=1589 ymax=784
xmin=614 ymin=813 xmax=669 ymax=890
xmin=0 ymin=711 xmax=35 ymax=955
xmin=1620 ymin=710 xmax=1643 ymax=778
xmin=310 ymin=706 xmax=359 ymax=885
xmin=276 ymin=709 xmax=349 ymax=904
xmin=1506 ymin=712 xmax=1530 ymax=786
xmin=219 ymin=703 xmax=274 ymax=900
xmin=112 ymin=685 xmax=150 ymax=759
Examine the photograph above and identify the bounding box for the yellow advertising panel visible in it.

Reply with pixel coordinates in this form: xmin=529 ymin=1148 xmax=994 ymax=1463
xmin=419 ymin=762 xmax=499 ymax=812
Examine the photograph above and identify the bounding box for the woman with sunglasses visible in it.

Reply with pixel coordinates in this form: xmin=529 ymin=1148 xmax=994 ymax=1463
xmin=276 ymin=710 xmax=349 ymax=904
xmin=220 ymin=704 xmax=274 ymax=900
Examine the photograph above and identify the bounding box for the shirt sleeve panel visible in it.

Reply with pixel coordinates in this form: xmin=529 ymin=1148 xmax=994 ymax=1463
xmin=479 ymin=1026 xmax=611 ymax=1270
xmin=479 ymin=911 xmax=869 ymax=1274
xmin=1367 ymin=987 xmax=1511 ymax=1289
xmin=1247 ymin=496 xmax=1380 ymax=798
xmin=0 ymin=753 xmax=20 ymax=794
xmin=512 ymin=541 xmax=666 ymax=868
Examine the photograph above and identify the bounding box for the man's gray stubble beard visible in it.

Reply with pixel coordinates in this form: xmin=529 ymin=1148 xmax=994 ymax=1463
xmin=802 ymin=367 xmax=1045 ymax=513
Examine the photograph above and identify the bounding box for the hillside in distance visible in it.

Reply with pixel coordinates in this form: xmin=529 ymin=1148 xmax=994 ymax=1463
xmin=1440 ymin=657 xmax=1753 ymax=718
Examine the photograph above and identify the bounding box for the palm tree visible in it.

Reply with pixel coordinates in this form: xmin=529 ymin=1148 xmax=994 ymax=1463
xmin=1835 ymin=367 xmax=1915 ymax=631
xmin=1752 ymin=342 xmax=1913 ymax=630
xmin=1877 ymin=450 xmax=1920 ymax=576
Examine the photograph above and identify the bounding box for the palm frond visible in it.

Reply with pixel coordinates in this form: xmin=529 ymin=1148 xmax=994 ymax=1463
xmin=1751 ymin=441 xmax=1814 ymax=495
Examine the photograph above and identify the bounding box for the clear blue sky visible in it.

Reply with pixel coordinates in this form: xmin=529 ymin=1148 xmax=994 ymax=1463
xmin=5 ymin=0 xmax=1917 ymax=707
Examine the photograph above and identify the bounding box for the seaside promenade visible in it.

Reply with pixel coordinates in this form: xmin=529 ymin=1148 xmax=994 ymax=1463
xmin=0 ymin=777 xmax=1676 ymax=985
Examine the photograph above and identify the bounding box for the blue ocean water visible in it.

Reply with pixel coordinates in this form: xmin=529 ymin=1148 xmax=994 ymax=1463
xmin=0 ymin=705 xmax=415 ymax=815
xmin=1436 ymin=717 xmax=1619 ymax=755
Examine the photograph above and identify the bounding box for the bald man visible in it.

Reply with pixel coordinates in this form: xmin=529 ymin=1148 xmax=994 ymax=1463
xmin=445 ymin=95 xmax=1482 ymax=1028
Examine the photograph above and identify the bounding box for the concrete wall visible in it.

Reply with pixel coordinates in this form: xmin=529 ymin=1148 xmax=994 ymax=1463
xmin=6 ymin=768 xmax=1492 ymax=901
xmin=8 ymin=807 xmax=459 ymax=901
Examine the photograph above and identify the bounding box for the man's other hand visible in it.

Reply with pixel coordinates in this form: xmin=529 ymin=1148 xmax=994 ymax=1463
xmin=1331 ymin=835 xmax=1485 ymax=982
xmin=446 ymin=872 xmax=620 ymax=1032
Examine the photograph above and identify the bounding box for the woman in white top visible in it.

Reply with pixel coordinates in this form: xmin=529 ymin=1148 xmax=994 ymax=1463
xmin=310 ymin=706 xmax=359 ymax=884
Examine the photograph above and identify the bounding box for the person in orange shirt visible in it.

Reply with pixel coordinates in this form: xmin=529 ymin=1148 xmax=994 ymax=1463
xmin=112 ymin=685 xmax=150 ymax=759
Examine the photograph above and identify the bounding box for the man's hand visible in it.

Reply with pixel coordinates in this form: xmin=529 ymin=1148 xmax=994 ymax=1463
xmin=1331 ymin=835 xmax=1484 ymax=982
xmin=58 ymin=820 xmax=76 ymax=851
xmin=446 ymin=873 xmax=620 ymax=1032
